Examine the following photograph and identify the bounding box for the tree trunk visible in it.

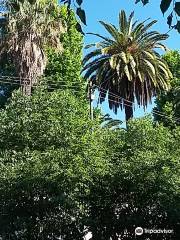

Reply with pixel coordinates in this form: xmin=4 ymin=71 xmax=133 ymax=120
xmin=124 ymin=100 xmax=133 ymax=122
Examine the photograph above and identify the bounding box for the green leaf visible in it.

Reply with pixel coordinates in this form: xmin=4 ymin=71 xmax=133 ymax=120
xmin=84 ymin=44 xmax=96 ymax=49
xmin=28 ymin=0 xmax=36 ymax=4
xmin=109 ymin=56 xmax=117 ymax=69
xmin=160 ymin=0 xmax=172 ymax=15
xmin=135 ymin=0 xmax=149 ymax=5
xmin=124 ymin=65 xmax=132 ymax=81
xmin=10 ymin=2 xmax=20 ymax=11
xmin=142 ymin=0 xmax=149 ymax=5
xmin=76 ymin=0 xmax=83 ymax=6
xmin=119 ymin=52 xmax=128 ymax=64
xmin=175 ymin=2 xmax=180 ymax=16
xmin=76 ymin=7 xmax=86 ymax=25
xmin=175 ymin=21 xmax=180 ymax=33
xmin=75 ymin=22 xmax=84 ymax=34
xmin=167 ymin=13 xmax=173 ymax=28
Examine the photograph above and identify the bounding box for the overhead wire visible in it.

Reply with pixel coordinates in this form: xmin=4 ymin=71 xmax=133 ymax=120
xmin=0 ymin=75 xmax=84 ymax=84
xmin=97 ymin=95 xmax=180 ymax=122
xmin=95 ymin=84 xmax=136 ymax=105
xmin=0 ymin=80 xmax=82 ymax=89
xmin=0 ymin=76 xmax=180 ymax=123
xmin=95 ymin=85 xmax=180 ymax=122
xmin=0 ymin=77 xmax=84 ymax=87
xmin=95 ymin=85 xmax=180 ymax=121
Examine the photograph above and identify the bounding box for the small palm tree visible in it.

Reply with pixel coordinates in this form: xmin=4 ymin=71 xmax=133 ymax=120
xmin=83 ymin=10 xmax=172 ymax=121
xmin=0 ymin=0 xmax=65 ymax=95
xmin=100 ymin=113 xmax=123 ymax=129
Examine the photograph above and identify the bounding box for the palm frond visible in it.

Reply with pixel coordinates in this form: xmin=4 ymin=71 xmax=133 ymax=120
xmin=87 ymin=32 xmax=115 ymax=44
xmin=83 ymin=10 xmax=172 ymax=119
xmin=99 ymin=21 xmax=120 ymax=41
xmin=82 ymin=49 xmax=101 ymax=65
xmin=119 ymin=10 xmax=128 ymax=34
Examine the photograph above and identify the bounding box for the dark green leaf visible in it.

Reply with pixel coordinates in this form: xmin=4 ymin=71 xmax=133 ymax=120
xmin=10 ymin=2 xmax=20 ymax=11
xmin=76 ymin=0 xmax=83 ymax=6
xmin=28 ymin=0 xmax=36 ymax=4
xmin=75 ymin=22 xmax=84 ymax=34
xmin=175 ymin=21 xmax=180 ymax=33
xmin=135 ymin=0 xmax=149 ymax=5
xmin=76 ymin=7 xmax=86 ymax=25
xmin=60 ymin=0 xmax=71 ymax=4
xmin=175 ymin=2 xmax=180 ymax=16
xmin=160 ymin=0 xmax=172 ymax=15
xmin=84 ymin=44 xmax=96 ymax=49
xmin=167 ymin=13 xmax=173 ymax=28
xmin=142 ymin=0 xmax=149 ymax=5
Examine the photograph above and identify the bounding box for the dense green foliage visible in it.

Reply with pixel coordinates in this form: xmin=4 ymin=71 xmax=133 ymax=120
xmin=0 ymin=89 xmax=179 ymax=239
xmin=0 ymin=3 xmax=179 ymax=240
xmin=0 ymin=89 xmax=107 ymax=239
xmin=44 ymin=6 xmax=83 ymax=91
xmin=154 ymin=50 xmax=180 ymax=127
xmin=87 ymin=118 xmax=180 ymax=239
xmin=0 ymin=48 xmax=17 ymax=108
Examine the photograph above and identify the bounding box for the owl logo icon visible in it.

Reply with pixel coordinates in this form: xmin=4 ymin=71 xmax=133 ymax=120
xmin=135 ymin=227 xmax=144 ymax=236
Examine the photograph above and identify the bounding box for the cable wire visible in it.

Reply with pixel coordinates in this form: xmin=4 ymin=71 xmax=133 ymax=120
xmin=97 ymin=95 xmax=180 ymax=123
xmin=0 ymin=76 xmax=180 ymax=123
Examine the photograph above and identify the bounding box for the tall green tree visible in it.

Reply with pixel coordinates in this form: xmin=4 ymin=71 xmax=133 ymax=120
xmin=82 ymin=10 xmax=172 ymax=122
xmin=44 ymin=6 xmax=83 ymax=92
xmin=0 ymin=88 xmax=108 ymax=239
xmin=0 ymin=89 xmax=179 ymax=239
xmin=154 ymin=50 xmax=180 ymax=127
xmin=87 ymin=118 xmax=180 ymax=240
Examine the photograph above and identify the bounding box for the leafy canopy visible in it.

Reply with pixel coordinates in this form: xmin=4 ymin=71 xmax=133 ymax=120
xmin=154 ymin=50 xmax=180 ymax=127
xmin=0 ymin=88 xmax=109 ymax=239
xmin=0 ymin=92 xmax=179 ymax=239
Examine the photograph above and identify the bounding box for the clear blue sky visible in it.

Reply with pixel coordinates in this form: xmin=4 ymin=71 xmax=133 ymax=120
xmin=82 ymin=0 xmax=179 ymax=122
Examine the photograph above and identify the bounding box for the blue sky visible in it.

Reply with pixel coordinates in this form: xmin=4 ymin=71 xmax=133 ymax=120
xmin=82 ymin=0 xmax=179 ymax=122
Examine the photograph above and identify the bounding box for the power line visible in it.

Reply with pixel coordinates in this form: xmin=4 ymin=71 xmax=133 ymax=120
xmin=152 ymin=109 xmax=180 ymax=122
xmin=0 ymin=76 xmax=180 ymax=123
xmin=96 ymin=85 xmax=180 ymax=121
xmin=0 ymin=78 xmax=83 ymax=87
xmin=95 ymin=85 xmax=135 ymax=105
xmin=0 ymin=75 xmax=84 ymax=84
xmin=97 ymin=95 xmax=180 ymax=123
xmin=0 ymin=80 xmax=83 ymax=95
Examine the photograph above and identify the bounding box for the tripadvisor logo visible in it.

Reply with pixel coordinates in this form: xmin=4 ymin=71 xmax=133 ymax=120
xmin=135 ymin=227 xmax=143 ymax=236
xmin=135 ymin=226 xmax=174 ymax=236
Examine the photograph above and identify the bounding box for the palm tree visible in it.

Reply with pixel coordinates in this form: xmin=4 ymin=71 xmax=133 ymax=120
xmin=100 ymin=113 xmax=123 ymax=129
xmin=82 ymin=10 xmax=172 ymax=121
xmin=0 ymin=0 xmax=65 ymax=95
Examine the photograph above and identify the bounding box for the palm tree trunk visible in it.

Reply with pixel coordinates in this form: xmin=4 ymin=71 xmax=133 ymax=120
xmin=124 ymin=100 xmax=133 ymax=122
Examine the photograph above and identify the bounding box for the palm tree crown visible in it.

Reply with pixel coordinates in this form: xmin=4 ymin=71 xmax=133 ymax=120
xmin=83 ymin=10 xmax=172 ymax=121
xmin=0 ymin=0 xmax=65 ymax=95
